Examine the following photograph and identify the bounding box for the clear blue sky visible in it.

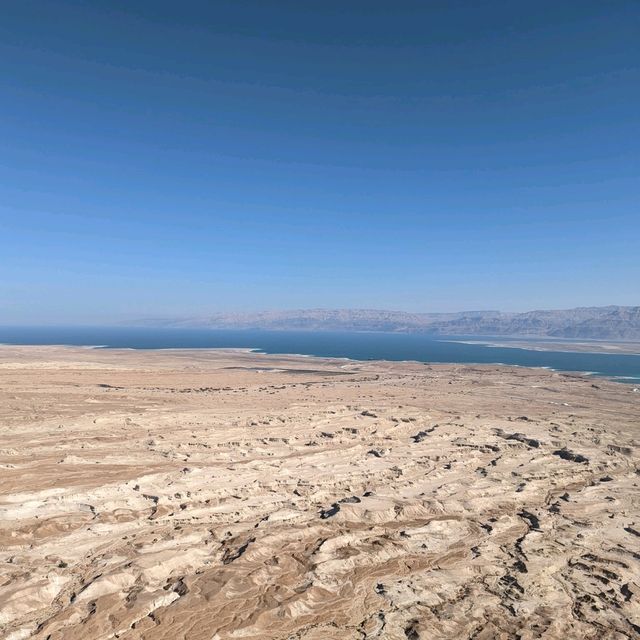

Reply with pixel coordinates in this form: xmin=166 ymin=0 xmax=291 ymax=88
xmin=1 ymin=1 xmax=638 ymax=324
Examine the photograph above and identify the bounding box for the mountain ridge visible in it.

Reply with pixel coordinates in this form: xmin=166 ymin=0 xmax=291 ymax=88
xmin=137 ymin=305 xmax=640 ymax=340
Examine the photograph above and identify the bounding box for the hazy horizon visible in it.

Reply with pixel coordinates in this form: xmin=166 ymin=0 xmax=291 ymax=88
xmin=1 ymin=303 xmax=639 ymax=330
xmin=1 ymin=1 xmax=639 ymax=324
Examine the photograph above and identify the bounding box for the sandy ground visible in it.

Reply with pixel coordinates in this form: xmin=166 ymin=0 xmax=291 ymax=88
xmin=449 ymin=339 xmax=640 ymax=355
xmin=0 ymin=346 xmax=639 ymax=640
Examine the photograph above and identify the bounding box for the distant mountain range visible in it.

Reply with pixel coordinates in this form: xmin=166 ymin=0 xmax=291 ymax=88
xmin=141 ymin=306 xmax=640 ymax=340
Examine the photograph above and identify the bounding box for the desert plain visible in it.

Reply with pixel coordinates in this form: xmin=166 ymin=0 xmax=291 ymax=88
xmin=0 ymin=345 xmax=639 ymax=640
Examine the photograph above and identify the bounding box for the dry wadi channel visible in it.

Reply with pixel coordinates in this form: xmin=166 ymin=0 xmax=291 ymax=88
xmin=0 ymin=345 xmax=639 ymax=639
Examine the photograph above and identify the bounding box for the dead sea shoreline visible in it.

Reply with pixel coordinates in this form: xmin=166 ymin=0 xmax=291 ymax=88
xmin=445 ymin=338 xmax=640 ymax=357
xmin=2 ymin=340 xmax=639 ymax=387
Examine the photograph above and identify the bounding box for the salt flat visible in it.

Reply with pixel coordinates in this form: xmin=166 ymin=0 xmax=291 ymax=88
xmin=0 ymin=346 xmax=639 ymax=639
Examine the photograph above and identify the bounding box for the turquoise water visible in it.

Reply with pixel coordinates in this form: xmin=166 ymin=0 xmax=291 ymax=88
xmin=1 ymin=326 xmax=639 ymax=383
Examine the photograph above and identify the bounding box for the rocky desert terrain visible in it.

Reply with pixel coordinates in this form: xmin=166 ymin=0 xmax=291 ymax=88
xmin=0 ymin=346 xmax=639 ymax=639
